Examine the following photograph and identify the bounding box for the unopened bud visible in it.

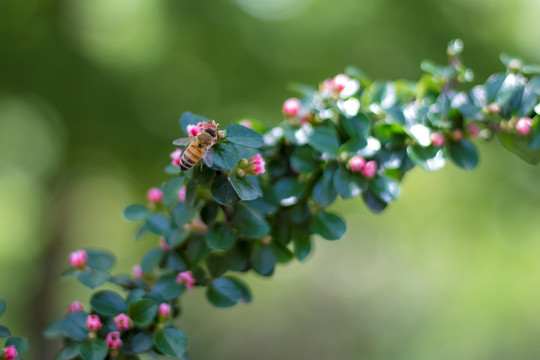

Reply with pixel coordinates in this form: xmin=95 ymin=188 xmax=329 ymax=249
xmin=516 ymin=117 xmax=533 ymax=136
xmin=262 ymin=236 xmax=272 ymax=245
xmin=508 ymin=58 xmax=522 ymax=73
xmin=217 ymin=130 xmax=225 ymax=139
xmin=486 ymin=103 xmax=501 ymax=115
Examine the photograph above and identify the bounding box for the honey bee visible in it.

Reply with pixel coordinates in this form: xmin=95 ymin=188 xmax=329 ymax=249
xmin=172 ymin=124 xmax=217 ymax=171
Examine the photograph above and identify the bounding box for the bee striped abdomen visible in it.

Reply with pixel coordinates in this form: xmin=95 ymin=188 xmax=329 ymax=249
xmin=180 ymin=143 xmax=204 ymax=171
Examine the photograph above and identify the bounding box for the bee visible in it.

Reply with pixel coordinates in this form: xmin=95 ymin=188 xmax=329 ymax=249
xmin=172 ymin=125 xmax=217 ymax=171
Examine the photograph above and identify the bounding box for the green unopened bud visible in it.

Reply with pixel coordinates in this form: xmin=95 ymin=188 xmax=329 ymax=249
xmin=486 ymin=103 xmax=501 ymax=115
xmin=262 ymin=236 xmax=271 ymax=245
xmin=508 ymin=59 xmax=522 ymax=73
xmin=236 ymin=169 xmax=246 ymax=177
xmin=239 ymin=158 xmax=249 ymax=167
xmin=217 ymin=130 xmax=225 ymax=139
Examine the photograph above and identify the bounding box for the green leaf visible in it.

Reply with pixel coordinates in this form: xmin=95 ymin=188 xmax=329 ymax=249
xmin=273 ymin=177 xmax=306 ymax=207
xmin=498 ymin=131 xmax=540 ymax=164
xmin=125 ymin=331 xmax=154 ymax=354
xmin=123 ymin=204 xmax=150 ymax=221
xmin=370 ymin=176 xmax=400 ymax=203
xmin=0 ymin=299 xmax=5 ymax=317
xmin=164 ymin=228 xmax=189 ymax=249
xmin=228 ymin=173 xmax=261 ymax=201
xmin=56 ymin=342 xmax=81 ymax=360
xmin=207 ymin=278 xmax=242 ymax=307
xmin=232 ymin=203 xmax=270 ymax=239
xmin=44 ymin=319 xmax=63 ymax=339
xmin=225 ymin=124 xmax=264 ymax=148
xmin=163 ymin=177 xmax=185 ymax=205
xmin=362 ymin=189 xmax=388 ymax=213
xmin=226 ymin=277 xmax=252 ymax=303
xmin=171 ymin=203 xmax=196 ymax=230
xmin=179 ymin=112 xmax=208 ymax=135
xmin=308 ymin=126 xmax=340 ymax=156
xmin=166 ymin=252 xmax=189 ymax=272
xmin=332 ymin=166 xmax=366 ymax=199
xmin=291 ymin=226 xmax=311 ymax=261
xmin=250 ymin=243 xmax=276 ymax=276
xmin=6 ymin=337 xmax=29 ymax=355
xmin=445 ymin=140 xmax=479 ymax=170
xmin=90 ymin=290 xmax=126 ymax=317
xmin=184 ymin=236 xmax=210 ymax=265
xmin=310 ymin=211 xmax=346 ymax=240
xmin=211 ymin=176 xmax=240 ymax=205
xmin=145 ymin=214 xmax=171 ymax=235
xmin=126 ymin=289 xmax=146 ymax=306
xmin=206 ymin=223 xmax=236 ymax=250
xmin=128 ymin=299 xmax=158 ymax=327
xmin=0 ymin=326 xmax=10 ymax=338
xmin=212 ymin=143 xmax=240 ymax=171
xmin=312 ymin=166 xmax=337 ymax=206
xmin=407 ymin=145 xmax=446 ymax=172
xmin=271 ymin=242 xmax=294 ymax=263
xmin=79 ymin=339 xmax=108 ymax=360
xmin=76 ymin=268 xmax=110 ymax=289
xmin=62 ymin=312 xmax=89 ymax=341
xmin=86 ymin=249 xmax=116 ymax=271
xmin=153 ymin=328 xmax=187 ymax=358
xmin=153 ymin=274 xmax=184 ymax=300
xmin=141 ymin=248 xmax=166 ymax=274
xmin=485 ymin=73 xmax=519 ymax=106
xmin=342 ymin=113 xmax=370 ymax=139
xmin=290 ymin=146 xmax=321 ymax=173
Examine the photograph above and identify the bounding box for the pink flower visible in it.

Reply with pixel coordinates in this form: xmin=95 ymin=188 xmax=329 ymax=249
xmin=106 ymin=331 xmax=123 ymax=349
xmin=453 ymin=130 xmax=463 ymax=141
xmin=187 ymin=122 xmax=205 ymax=137
xmin=147 ymin=188 xmax=163 ymax=203
xmin=516 ymin=117 xmax=533 ymax=136
xmin=3 ymin=345 xmax=17 ymax=360
xmin=332 ymin=74 xmax=350 ymax=92
xmin=176 ymin=271 xmax=196 ymax=290
xmin=69 ymin=250 xmax=88 ymax=269
xmin=158 ymin=303 xmax=171 ymax=319
xmin=361 ymin=161 xmax=378 ymax=179
xmin=159 ymin=237 xmax=171 ymax=251
xmin=430 ymin=132 xmax=446 ymax=147
xmin=247 ymin=154 xmax=266 ymax=175
xmin=239 ymin=120 xmax=253 ymax=129
xmin=282 ymin=98 xmax=301 ymax=117
xmin=86 ymin=315 xmax=102 ymax=331
xmin=467 ymin=123 xmax=480 ymax=138
xmin=319 ymin=78 xmax=333 ymax=92
xmin=114 ymin=313 xmax=131 ymax=331
xmin=133 ymin=265 xmax=143 ymax=278
xmin=69 ymin=301 xmax=85 ymax=313
xmin=170 ymin=149 xmax=182 ymax=167
xmin=178 ymin=187 xmax=186 ymax=202
xmin=348 ymin=156 xmax=366 ymax=173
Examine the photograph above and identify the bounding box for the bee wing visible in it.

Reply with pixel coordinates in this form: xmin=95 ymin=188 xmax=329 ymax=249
xmin=203 ymin=147 xmax=214 ymax=168
xmin=172 ymin=137 xmax=191 ymax=146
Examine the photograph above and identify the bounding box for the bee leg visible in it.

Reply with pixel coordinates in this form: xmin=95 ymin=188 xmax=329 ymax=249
xmin=200 ymin=160 xmax=203 ymax=172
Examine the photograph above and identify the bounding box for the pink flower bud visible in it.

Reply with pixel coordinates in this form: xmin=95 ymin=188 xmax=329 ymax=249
xmin=516 ymin=117 xmax=533 ymax=136
xmin=467 ymin=123 xmax=480 ymax=138
xmin=159 ymin=303 xmax=171 ymax=319
xmin=486 ymin=103 xmax=501 ymax=115
xmin=239 ymin=120 xmax=253 ymax=129
xmin=453 ymin=130 xmax=463 ymax=141
xmin=69 ymin=250 xmax=88 ymax=269
xmin=69 ymin=301 xmax=85 ymax=313
xmin=217 ymin=130 xmax=225 ymax=139
xmin=159 ymin=237 xmax=171 ymax=251
xmin=86 ymin=315 xmax=102 ymax=331
xmin=190 ymin=218 xmax=208 ymax=233
xmin=247 ymin=154 xmax=266 ymax=175
xmin=114 ymin=313 xmax=131 ymax=331
xmin=361 ymin=161 xmax=378 ymax=179
xmin=133 ymin=265 xmax=143 ymax=278
xmin=170 ymin=149 xmax=182 ymax=167
xmin=282 ymin=98 xmax=301 ymax=117
xmin=147 ymin=188 xmax=163 ymax=203
xmin=3 ymin=345 xmax=17 ymax=360
xmin=348 ymin=156 xmax=366 ymax=173
xmin=332 ymin=74 xmax=350 ymax=92
xmin=319 ymin=79 xmax=333 ymax=92
xmin=176 ymin=271 xmax=196 ymax=291
xmin=106 ymin=331 xmax=123 ymax=349
xmin=178 ymin=187 xmax=186 ymax=202
xmin=430 ymin=132 xmax=446 ymax=147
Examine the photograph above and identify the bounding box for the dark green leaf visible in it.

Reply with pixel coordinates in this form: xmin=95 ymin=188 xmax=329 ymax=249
xmin=308 ymin=126 xmax=340 ymax=156
xmin=201 ymin=202 xmax=219 ymax=226
xmin=250 ymin=243 xmax=276 ymax=276
xmin=128 ymin=332 xmax=154 ymax=354
xmin=153 ymin=328 xmax=187 ymax=358
xmin=206 ymin=223 xmax=236 ymax=250
xmin=342 ymin=113 xmax=370 ymax=139
xmin=163 ymin=177 xmax=185 ymax=205
xmin=211 ymin=176 xmax=240 ymax=205
xmin=153 ymin=274 xmax=184 ymax=300
xmin=207 ymin=278 xmax=242 ymax=307
xmin=271 ymin=242 xmax=294 ymax=263
xmin=312 ymin=166 xmax=337 ymax=206
xmin=310 ymin=211 xmax=346 ymax=240
xmin=333 ymin=166 xmax=366 ymax=199
xmin=179 ymin=112 xmax=208 ymax=135
xmin=128 ymin=299 xmax=158 ymax=327
xmin=292 ymin=226 xmax=311 ymax=261
xmin=164 ymin=228 xmax=189 ymax=249
xmin=90 ymin=290 xmax=126 ymax=317
xmin=273 ymin=177 xmax=306 ymax=207
xmin=123 ymin=204 xmax=150 ymax=221
xmin=76 ymin=268 xmax=110 ymax=289
xmin=370 ymin=176 xmax=400 ymax=203
xmin=79 ymin=339 xmax=108 ymax=360
xmin=0 ymin=326 xmax=10 ymax=338
xmin=226 ymin=277 xmax=252 ymax=303
xmin=0 ymin=299 xmax=5 ymax=317
xmin=228 ymin=173 xmax=261 ymax=201
xmin=290 ymin=146 xmax=321 ymax=173
xmin=141 ymin=248 xmax=166 ymax=274
xmin=362 ymin=189 xmax=388 ymax=213
xmin=183 ymin=236 xmax=209 ymax=265
xmin=407 ymin=145 xmax=446 ymax=172
xmin=445 ymin=140 xmax=479 ymax=170
xmin=86 ymin=249 xmax=116 ymax=271
xmin=126 ymin=289 xmax=146 ymax=306
xmin=499 ymin=132 xmax=540 ymax=164
xmin=6 ymin=337 xmax=29 ymax=355
xmin=212 ymin=143 xmax=240 ymax=171
xmin=167 ymin=252 xmax=189 ymax=272
xmin=232 ymin=204 xmax=270 ymax=239
xmin=62 ymin=312 xmax=89 ymax=341
xmin=145 ymin=214 xmax=171 ymax=235
xmin=225 ymin=124 xmax=264 ymax=148
xmin=56 ymin=342 xmax=81 ymax=360
xmin=44 ymin=319 xmax=63 ymax=339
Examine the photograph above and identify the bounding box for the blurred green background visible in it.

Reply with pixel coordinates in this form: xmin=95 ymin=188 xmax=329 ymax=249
xmin=1 ymin=0 xmax=540 ymax=359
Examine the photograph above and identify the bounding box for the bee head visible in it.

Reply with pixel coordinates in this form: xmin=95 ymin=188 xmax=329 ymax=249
xmin=204 ymin=128 xmax=216 ymax=138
